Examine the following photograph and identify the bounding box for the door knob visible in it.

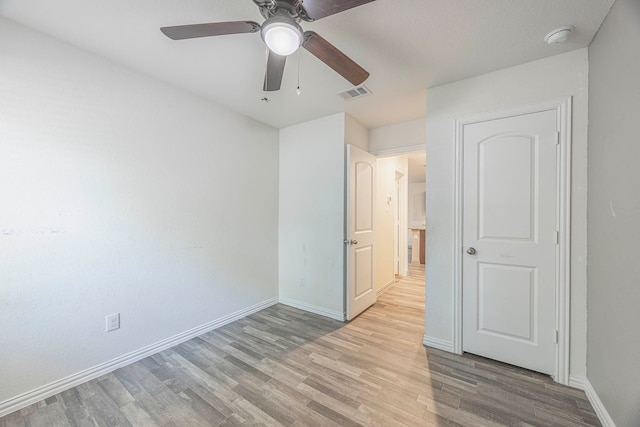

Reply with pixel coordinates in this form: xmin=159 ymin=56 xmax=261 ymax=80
xmin=466 ymin=247 xmax=476 ymax=255
xmin=343 ymin=239 xmax=358 ymax=245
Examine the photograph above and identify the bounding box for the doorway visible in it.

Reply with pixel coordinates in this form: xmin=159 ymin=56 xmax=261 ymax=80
xmin=407 ymin=152 xmax=426 ymax=268
xmin=373 ymin=150 xmax=425 ymax=297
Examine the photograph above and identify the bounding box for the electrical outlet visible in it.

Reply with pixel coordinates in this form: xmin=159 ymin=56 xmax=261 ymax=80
xmin=106 ymin=313 xmax=120 ymax=332
xmin=299 ymin=277 xmax=305 ymax=287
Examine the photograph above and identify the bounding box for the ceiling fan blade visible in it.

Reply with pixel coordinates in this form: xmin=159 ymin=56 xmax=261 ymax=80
xmin=264 ymin=50 xmax=287 ymax=92
xmin=302 ymin=31 xmax=369 ymax=86
xmin=301 ymin=0 xmax=375 ymax=20
xmin=160 ymin=21 xmax=260 ymax=40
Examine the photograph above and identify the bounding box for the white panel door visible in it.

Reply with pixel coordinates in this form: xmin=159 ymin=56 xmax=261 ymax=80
xmin=462 ymin=109 xmax=558 ymax=375
xmin=346 ymin=145 xmax=376 ymax=320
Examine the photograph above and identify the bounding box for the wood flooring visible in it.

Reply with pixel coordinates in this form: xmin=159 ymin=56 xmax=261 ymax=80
xmin=0 ymin=264 xmax=600 ymax=426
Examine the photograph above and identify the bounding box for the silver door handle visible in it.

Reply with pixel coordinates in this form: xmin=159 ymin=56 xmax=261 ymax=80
xmin=343 ymin=239 xmax=358 ymax=245
xmin=466 ymin=247 xmax=476 ymax=255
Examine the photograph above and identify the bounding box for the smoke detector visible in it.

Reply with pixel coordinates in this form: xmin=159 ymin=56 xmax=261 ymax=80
xmin=544 ymin=26 xmax=574 ymax=44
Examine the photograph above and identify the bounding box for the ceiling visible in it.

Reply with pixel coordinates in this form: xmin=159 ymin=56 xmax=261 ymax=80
xmin=0 ymin=0 xmax=614 ymax=129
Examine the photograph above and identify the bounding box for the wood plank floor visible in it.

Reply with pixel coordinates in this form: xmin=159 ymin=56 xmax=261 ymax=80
xmin=1 ymin=264 xmax=600 ymax=426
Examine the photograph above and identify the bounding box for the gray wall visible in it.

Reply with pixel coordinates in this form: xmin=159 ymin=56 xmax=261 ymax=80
xmin=278 ymin=114 xmax=347 ymax=320
xmin=587 ymin=0 xmax=640 ymax=425
xmin=0 ymin=18 xmax=279 ymax=410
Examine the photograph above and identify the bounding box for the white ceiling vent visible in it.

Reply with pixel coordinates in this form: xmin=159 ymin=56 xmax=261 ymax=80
xmin=337 ymin=85 xmax=372 ymax=101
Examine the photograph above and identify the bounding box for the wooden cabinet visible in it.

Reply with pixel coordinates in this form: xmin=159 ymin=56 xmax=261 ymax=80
xmin=410 ymin=227 xmax=425 ymax=264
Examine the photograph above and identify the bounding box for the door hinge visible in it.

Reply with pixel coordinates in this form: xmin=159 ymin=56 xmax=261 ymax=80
xmin=555 ymin=131 xmax=560 ymax=145
xmin=555 ymin=231 xmax=559 ymax=245
xmin=554 ymin=329 xmax=559 ymax=343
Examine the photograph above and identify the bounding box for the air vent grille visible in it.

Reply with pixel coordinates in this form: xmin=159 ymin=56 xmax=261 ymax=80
xmin=337 ymin=85 xmax=372 ymax=101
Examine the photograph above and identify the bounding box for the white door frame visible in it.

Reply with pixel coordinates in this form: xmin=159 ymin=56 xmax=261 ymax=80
xmin=394 ymin=169 xmax=408 ymax=277
xmin=394 ymin=173 xmax=400 ymax=276
xmin=453 ymin=97 xmax=572 ymax=385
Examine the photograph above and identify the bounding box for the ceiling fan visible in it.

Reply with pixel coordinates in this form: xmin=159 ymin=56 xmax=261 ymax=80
xmin=160 ymin=0 xmax=374 ymax=92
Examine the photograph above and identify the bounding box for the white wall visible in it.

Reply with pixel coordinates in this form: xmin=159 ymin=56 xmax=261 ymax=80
xmin=408 ymin=183 xmax=426 ymax=228
xmin=587 ymin=0 xmax=640 ymax=425
xmin=369 ymin=118 xmax=426 ymax=154
xmin=0 ymin=18 xmax=279 ymax=408
xmin=424 ymin=49 xmax=589 ymax=378
xmin=279 ymin=114 xmax=346 ymax=320
xmin=345 ymin=114 xmax=369 ymax=152
xmin=375 ymin=155 xmax=408 ymax=292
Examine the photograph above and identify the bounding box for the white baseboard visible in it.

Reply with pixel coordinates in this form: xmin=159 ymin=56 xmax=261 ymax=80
xmin=422 ymin=335 xmax=455 ymax=353
xmin=569 ymin=375 xmax=616 ymax=427
xmin=278 ymin=297 xmax=345 ymax=321
xmin=0 ymin=297 xmax=278 ymax=419
xmin=376 ymin=279 xmax=396 ymax=297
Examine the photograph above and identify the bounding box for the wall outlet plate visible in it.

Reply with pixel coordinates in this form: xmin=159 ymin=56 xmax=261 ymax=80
xmin=106 ymin=313 xmax=120 ymax=332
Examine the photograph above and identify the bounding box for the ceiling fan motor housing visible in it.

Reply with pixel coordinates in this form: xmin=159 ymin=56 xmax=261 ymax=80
xmin=256 ymin=0 xmax=306 ymax=21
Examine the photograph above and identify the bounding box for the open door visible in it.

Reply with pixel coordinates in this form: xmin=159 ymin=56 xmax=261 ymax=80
xmin=345 ymin=145 xmax=376 ymax=320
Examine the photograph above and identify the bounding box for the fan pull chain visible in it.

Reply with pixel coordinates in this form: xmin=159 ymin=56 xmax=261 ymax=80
xmin=296 ymin=48 xmax=301 ymax=95
xmin=262 ymin=46 xmax=270 ymax=103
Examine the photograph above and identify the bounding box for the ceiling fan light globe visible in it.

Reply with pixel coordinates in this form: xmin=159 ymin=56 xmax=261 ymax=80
xmin=262 ymin=20 xmax=302 ymax=56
